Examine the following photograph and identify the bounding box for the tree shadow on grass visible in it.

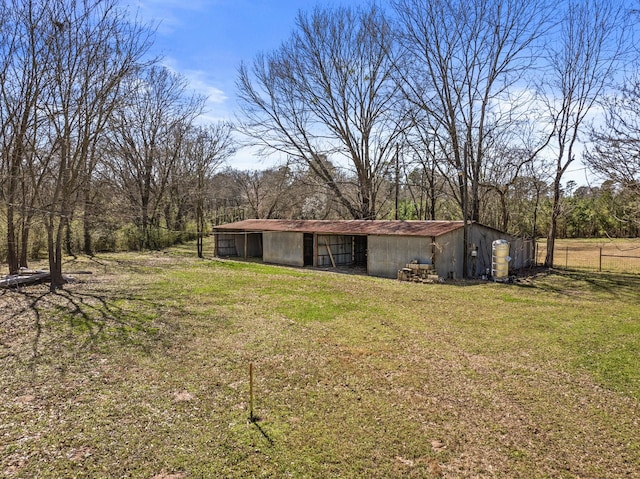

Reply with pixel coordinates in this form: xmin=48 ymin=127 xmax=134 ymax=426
xmin=0 ymin=282 xmax=182 ymax=377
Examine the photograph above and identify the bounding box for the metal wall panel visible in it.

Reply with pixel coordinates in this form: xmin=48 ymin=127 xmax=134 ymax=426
xmin=368 ymin=235 xmax=434 ymax=278
xmin=433 ymin=229 xmax=463 ymax=279
xmin=263 ymin=231 xmax=304 ymax=267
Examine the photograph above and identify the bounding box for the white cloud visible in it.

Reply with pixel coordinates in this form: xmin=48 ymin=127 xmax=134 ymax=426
xmin=183 ymin=69 xmax=227 ymax=105
xmin=125 ymin=0 xmax=212 ymax=33
xmin=160 ymin=58 xmax=235 ymax=128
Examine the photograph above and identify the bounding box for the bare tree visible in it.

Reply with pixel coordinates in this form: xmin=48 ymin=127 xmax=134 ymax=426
xmin=481 ymin=150 xmax=530 ymax=232
xmin=107 ymin=66 xmax=204 ymax=250
xmin=0 ymin=0 xmax=52 ymax=274
xmin=583 ymin=77 xmax=640 ymax=229
xmin=0 ymin=0 xmax=152 ymax=288
xmin=586 ymin=78 xmax=640 ymax=199
xmin=540 ymin=0 xmax=632 ymax=267
xmin=507 ymin=163 xmax=550 ymax=238
xmin=232 ymin=166 xmax=296 ymax=220
xmin=395 ymin=0 xmax=551 ymax=276
xmin=236 ymin=4 xmax=406 ymax=219
xmin=395 ymin=0 xmax=550 ymax=219
xmin=480 ymin=116 xmax=553 ymax=232
xmin=41 ymin=0 xmax=152 ymax=289
xmin=401 ymin=121 xmax=445 ymax=220
xmin=180 ymin=123 xmax=235 ymax=258
xmin=77 ymin=8 xmax=154 ymax=256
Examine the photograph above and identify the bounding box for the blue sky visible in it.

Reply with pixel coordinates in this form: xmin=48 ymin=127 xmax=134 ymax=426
xmin=127 ymin=0 xmax=361 ymax=169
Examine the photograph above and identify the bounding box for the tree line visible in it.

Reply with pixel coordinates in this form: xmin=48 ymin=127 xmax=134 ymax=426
xmin=204 ymin=166 xmax=639 ymax=238
xmin=0 ymin=0 xmax=234 ymax=289
xmin=1 ymin=0 xmax=639 ymax=289
xmin=236 ymin=0 xmax=640 ymax=267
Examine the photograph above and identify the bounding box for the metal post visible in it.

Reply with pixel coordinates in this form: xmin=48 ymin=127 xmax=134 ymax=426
xmin=395 ymin=144 xmax=400 ymax=220
xmin=462 ymin=146 xmax=468 ymax=279
xmin=249 ymin=362 xmax=254 ymax=422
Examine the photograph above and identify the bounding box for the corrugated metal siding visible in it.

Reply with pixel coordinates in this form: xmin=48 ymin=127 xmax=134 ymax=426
xmin=469 ymin=226 xmax=507 ymax=277
xmin=434 ymin=229 xmax=463 ymax=279
xmin=263 ymin=231 xmax=303 ymax=267
xmin=510 ymin=238 xmax=534 ymax=269
xmin=368 ymin=235 xmax=434 ymax=278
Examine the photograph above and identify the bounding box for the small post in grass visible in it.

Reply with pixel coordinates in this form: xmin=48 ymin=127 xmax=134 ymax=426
xmin=249 ymin=362 xmax=255 ymax=422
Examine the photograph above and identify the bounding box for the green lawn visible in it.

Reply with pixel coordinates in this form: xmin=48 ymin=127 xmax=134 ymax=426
xmin=1 ymin=247 xmax=639 ymax=478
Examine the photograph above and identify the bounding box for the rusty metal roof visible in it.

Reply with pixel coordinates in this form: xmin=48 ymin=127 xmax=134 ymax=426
xmin=213 ymin=219 xmax=466 ymax=237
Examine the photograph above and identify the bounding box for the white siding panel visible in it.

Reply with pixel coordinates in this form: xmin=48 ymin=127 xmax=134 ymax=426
xmin=263 ymin=232 xmax=303 ymax=267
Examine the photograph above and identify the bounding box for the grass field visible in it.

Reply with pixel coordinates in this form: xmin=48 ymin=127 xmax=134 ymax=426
xmin=1 ymin=246 xmax=639 ymax=478
xmin=536 ymin=238 xmax=640 ymax=273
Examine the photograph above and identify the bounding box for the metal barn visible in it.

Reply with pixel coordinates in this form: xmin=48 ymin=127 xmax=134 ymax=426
xmin=213 ymin=219 xmax=533 ymax=279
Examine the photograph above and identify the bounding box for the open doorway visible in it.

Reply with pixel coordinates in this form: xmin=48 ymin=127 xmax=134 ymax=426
xmin=353 ymin=235 xmax=367 ymax=267
xmin=303 ymin=233 xmax=314 ymax=266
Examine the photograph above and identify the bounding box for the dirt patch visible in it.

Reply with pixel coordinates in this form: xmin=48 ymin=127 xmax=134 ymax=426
xmin=173 ymin=390 xmax=195 ymax=402
xmin=151 ymin=472 xmax=188 ymax=479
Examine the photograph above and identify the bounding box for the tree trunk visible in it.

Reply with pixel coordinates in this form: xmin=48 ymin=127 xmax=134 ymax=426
xmin=83 ymin=212 xmax=92 ymax=256
xmin=429 ymin=170 xmax=436 ymax=221
xmin=470 ymin=181 xmax=480 ymax=222
xmin=82 ymin=184 xmax=93 ymax=255
xmin=19 ymin=216 xmax=32 ymax=269
xmin=196 ymin=209 xmax=204 ymax=259
xmin=359 ymin=174 xmax=375 ymax=219
xmin=141 ymin=197 xmax=150 ymax=250
xmin=500 ymin=190 xmax=509 ymax=233
xmin=197 ymin=232 xmax=203 ymax=258
xmin=6 ymin=205 xmax=19 ymax=275
xmin=545 ymin=179 xmax=562 ymax=268
xmin=196 ymin=170 xmax=204 ymax=258
xmin=64 ymin=215 xmax=76 ymax=258
xmin=46 ymin=215 xmax=66 ymax=292
xmin=6 ymin=148 xmax=21 ymax=274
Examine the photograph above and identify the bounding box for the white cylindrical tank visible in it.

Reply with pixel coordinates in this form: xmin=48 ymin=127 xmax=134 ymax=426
xmin=492 ymin=239 xmax=510 ymax=280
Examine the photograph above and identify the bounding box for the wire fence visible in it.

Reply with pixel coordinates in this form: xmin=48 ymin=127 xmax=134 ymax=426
xmin=535 ymin=239 xmax=640 ymax=274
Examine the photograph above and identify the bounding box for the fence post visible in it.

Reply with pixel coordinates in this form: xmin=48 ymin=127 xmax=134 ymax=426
xmin=565 ymin=246 xmax=569 ymax=270
xmin=599 ymin=247 xmax=602 ymax=272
